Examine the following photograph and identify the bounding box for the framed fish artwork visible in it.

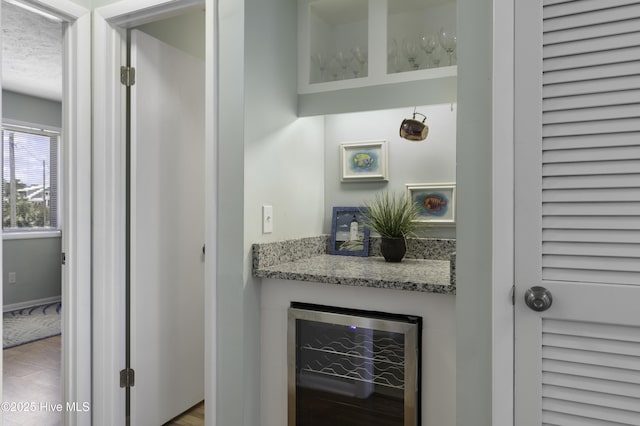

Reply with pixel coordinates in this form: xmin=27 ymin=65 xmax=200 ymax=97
xmin=340 ymin=140 xmax=389 ymax=182
xmin=406 ymin=183 xmax=456 ymax=225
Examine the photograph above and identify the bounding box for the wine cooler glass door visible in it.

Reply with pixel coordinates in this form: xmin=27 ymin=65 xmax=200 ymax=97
xmin=288 ymin=305 xmax=420 ymax=426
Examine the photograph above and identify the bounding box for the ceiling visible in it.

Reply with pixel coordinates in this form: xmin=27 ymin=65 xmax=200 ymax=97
xmin=2 ymin=1 xmax=63 ymax=102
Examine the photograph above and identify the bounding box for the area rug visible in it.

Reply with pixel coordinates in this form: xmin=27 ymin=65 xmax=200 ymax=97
xmin=3 ymin=302 xmax=61 ymax=349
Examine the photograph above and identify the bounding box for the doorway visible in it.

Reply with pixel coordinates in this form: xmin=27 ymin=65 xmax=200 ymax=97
xmin=128 ymin=17 xmax=206 ymax=424
xmin=2 ymin=2 xmax=62 ymax=425
xmin=92 ymin=2 xmax=210 ymax=424
xmin=0 ymin=0 xmax=91 ymax=424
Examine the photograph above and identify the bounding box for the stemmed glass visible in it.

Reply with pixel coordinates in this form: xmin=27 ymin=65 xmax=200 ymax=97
xmin=327 ymin=59 xmax=340 ymax=81
xmin=439 ymin=28 xmax=456 ymax=66
xmin=311 ymin=52 xmax=328 ymax=82
xmin=388 ymin=39 xmax=403 ymax=73
xmin=402 ymin=37 xmax=421 ymax=70
xmin=334 ymin=51 xmax=353 ymax=79
xmin=420 ymin=34 xmax=438 ymax=68
xmin=351 ymin=46 xmax=367 ymax=78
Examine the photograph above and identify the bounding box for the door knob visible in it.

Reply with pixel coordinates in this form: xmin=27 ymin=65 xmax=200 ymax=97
xmin=524 ymin=286 xmax=553 ymax=312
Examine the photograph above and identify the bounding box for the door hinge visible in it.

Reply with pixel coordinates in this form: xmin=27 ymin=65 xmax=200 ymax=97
xmin=120 ymin=368 xmax=135 ymax=388
xmin=61 ymin=252 xmax=66 ymax=265
xmin=120 ymin=66 xmax=136 ymax=87
xmin=511 ymin=285 xmax=515 ymax=306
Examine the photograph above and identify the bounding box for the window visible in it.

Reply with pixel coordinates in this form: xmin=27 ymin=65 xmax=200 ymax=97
xmin=2 ymin=124 xmax=59 ymax=230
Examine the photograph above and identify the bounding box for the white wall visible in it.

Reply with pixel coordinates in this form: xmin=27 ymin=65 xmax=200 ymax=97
xmin=71 ymin=0 xmax=90 ymax=7
xmin=261 ymin=279 xmax=456 ymax=426
xmin=245 ymin=118 xmax=325 ymax=244
xmin=135 ymin=9 xmax=205 ymax=60
xmin=216 ymin=0 xmax=327 ymax=424
xmin=89 ymin=0 xmax=116 ymax=8
xmin=324 ymin=105 xmax=456 ymax=238
xmin=244 ymin=0 xmax=325 ymax=244
xmin=242 ymin=1 xmax=325 ymax=423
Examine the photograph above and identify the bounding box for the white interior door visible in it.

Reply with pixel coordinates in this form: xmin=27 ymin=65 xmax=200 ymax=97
xmin=514 ymin=1 xmax=640 ymax=424
xmin=130 ymin=29 xmax=205 ymax=425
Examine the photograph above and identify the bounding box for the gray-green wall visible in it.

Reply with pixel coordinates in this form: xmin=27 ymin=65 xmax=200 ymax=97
xmin=3 ymin=91 xmax=62 ymax=308
xmin=456 ymin=0 xmax=493 ymax=425
xmin=217 ymin=0 xmax=248 ymax=424
xmin=2 ymin=90 xmax=62 ymax=129
xmin=3 ymin=236 xmax=62 ymax=307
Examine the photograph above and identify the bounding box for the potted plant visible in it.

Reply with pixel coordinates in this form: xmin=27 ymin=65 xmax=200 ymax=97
xmin=365 ymin=191 xmax=420 ymax=262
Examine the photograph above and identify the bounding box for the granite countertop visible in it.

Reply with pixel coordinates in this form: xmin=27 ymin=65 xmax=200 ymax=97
xmin=252 ymin=236 xmax=456 ymax=295
xmin=254 ymin=254 xmax=454 ymax=294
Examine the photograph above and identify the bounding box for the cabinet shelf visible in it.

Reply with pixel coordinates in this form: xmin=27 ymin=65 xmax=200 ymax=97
xmin=298 ymin=74 xmax=456 ymax=116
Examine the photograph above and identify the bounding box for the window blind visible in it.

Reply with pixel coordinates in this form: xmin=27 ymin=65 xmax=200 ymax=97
xmin=2 ymin=126 xmax=59 ymax=230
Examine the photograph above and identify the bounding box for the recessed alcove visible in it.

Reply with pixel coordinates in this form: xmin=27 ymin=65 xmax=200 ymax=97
xmin=322 ymin=104 xmax=457 ymax=239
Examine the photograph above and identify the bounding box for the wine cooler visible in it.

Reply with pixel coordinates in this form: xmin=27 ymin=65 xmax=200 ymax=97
xmin=288 ymin=303 xmax=422 ymax=426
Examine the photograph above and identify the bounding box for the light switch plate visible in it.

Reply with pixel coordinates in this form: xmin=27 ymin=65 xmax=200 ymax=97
xmin=263 ymin=205 xmax=273 ymax=234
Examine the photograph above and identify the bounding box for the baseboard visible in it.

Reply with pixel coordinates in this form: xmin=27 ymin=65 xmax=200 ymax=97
xmin=3 ymin=296 xmax=62 ymax=313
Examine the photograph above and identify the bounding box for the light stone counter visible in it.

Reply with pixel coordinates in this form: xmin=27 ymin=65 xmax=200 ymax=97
xmin=252 ymin=236 xmax=456 ymax=294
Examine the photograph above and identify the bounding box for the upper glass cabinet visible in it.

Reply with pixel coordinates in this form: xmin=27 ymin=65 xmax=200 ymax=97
xmin=387 ymin=0 xmax=456 ymax=74
xmin=298 ymin=0 xmax=457 ymax=95
xmin=307 ymin=0 xmax=369 ymax=84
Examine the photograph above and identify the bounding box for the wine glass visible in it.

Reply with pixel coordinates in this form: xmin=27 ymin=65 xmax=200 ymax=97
xmin=439 ymin=28 xmax=456 ymax=66
xmin=420 ymin=34 xmax=438 ymax=68
xmin=402 ymin=37 xmax=421 ymax=70
xmin=351 ymin=46 xmax=367 ymax=77
xmin=335 ymin=51 xmax=353 ymax=79
xmin=431 ymin=51 xmax=442 ymax=68
xmin=327 ymin=59 xmax=340 ymax=81
xmin=388 ymin=39 xmax=403 ymax=73
xmin=311 ymin=52 xmax=328 ymax=82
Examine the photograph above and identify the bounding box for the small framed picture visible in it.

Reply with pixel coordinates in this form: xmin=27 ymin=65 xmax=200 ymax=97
xmin=340 ymin=141 xmax=389 ymax=182
xmin=330 ymin=207 xmax=370 ymax=256
xmin=406 ymin=183 xmax=456 ymax=225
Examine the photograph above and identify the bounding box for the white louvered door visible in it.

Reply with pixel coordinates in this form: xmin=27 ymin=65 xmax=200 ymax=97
xmin=514 ymin=1 xmax=640 ymax=425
